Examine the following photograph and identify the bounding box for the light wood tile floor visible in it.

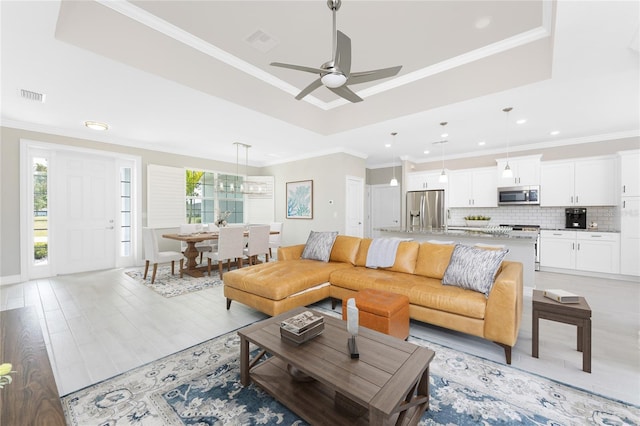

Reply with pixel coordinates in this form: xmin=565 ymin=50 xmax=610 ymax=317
xmin=1 ymin=269 xmax=638 ymax=406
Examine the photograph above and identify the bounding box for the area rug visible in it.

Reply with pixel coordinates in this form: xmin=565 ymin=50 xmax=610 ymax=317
xmin=124 ymin=265 xmax=223 ymax=298
xmin=61 ymin=329 xmax=639 ymax=425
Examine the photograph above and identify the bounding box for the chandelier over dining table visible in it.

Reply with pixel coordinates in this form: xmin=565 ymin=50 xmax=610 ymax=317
xmin=216 ymin=142 xmax=267 ymax=195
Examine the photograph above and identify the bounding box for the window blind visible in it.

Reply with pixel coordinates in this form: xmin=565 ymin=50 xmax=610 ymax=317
xmin=147 ymin=164 xmax=185 ymax=228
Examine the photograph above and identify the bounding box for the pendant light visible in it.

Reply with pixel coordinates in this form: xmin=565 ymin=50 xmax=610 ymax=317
xmin=389 ymin=132 xmax=399 ymax=186
xmin=436 ymin=122 xmax=448 ymax=183
xmin=217 ymin=143 xmax=267 ymax=194
xmin=502 ymin=107 xmax=514 ymax=179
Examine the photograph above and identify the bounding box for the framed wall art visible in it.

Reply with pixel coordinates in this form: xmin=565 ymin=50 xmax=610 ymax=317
xmin=286 ymin=180 xmax=313 ymax=219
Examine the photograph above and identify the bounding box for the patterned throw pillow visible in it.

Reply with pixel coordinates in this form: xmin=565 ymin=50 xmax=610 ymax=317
xmin=442 ymin=244 xmax=509 ymax=297
xmin=301 ymin=231 xmax=339 ymax=262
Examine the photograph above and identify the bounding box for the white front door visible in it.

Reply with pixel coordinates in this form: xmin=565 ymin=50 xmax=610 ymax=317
xmin=370 ymin=185 xmax=401 ymax=237
xmin=54 ymin=151 xmax=117 ymax=274
xmin=345 ymin=176 xmax=364 ymax=237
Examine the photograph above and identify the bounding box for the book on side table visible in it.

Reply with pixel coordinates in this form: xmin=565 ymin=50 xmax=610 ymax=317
xmin=543 ymin=289 xmax=580 ymax=304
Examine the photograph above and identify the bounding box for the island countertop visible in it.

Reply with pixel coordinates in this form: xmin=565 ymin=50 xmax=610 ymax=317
xmin=375 ymin=227 xmax=538 ymax=241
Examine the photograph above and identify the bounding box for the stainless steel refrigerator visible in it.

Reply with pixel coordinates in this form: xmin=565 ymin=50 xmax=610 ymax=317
xmin=406 ymin=190 xmax=445 ymax=231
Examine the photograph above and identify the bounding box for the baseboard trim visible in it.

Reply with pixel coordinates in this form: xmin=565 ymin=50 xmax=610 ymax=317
xmin=0 ymin=274 xmax=23 ymax=286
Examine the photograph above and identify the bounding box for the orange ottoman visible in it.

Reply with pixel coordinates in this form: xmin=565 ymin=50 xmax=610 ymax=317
xmin=341 ymin=289 xmax=410 ymax=340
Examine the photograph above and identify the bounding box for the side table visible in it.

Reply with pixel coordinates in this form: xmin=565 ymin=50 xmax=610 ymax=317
xmin=532 ymin=289 xmax=592 ymax=373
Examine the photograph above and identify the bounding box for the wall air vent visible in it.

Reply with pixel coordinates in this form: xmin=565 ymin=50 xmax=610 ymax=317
xmin=20 ymin=89 xmax=46 ymax=103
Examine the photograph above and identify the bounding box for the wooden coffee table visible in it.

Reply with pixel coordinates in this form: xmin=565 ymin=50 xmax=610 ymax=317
xmin=238 ymin=307 xmax=435 ymax=426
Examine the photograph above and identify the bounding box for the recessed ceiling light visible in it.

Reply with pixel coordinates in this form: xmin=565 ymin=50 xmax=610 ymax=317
xmin=423 ymin=150 xmax=430 ymax=155
xmin=550 ymin=130 xmax=560 ymax=136
xmin=478 ymin=141 xmax=486 ymax=146
xmin=84 ymin=121 xmax=109 ymax=131
xmin=516 ymin=119 xmax=527 ymax=124
xmin=385 ymin=143 xmax=391 ymax=148
xmin=474 ymin=16 xmax=492 ymax=30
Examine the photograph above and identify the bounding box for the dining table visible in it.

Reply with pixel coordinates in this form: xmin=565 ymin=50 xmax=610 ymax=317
xmin=162 ymin=229 xmax=278 ymax=278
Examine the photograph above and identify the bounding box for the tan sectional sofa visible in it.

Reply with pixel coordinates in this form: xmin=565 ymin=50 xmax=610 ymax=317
xmin=223 ymin=235 xmax=523 ymax=363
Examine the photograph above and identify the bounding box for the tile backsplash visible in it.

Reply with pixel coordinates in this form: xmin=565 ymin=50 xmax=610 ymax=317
xmin=449 ymin=206 xmax=619 ymax=231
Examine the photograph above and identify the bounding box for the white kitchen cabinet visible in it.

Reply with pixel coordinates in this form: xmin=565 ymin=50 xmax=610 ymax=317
xmin=540 ymin=230 xmax=620 ymax=274
xmin=620 ymin=197 xmax=640 ymax=276
xmin=620 ymin=150 xmax=640 ymax=197
xmin=540 ymin=156 xmax=616 ymax=207
xmin=575 ymin=232 xmax=620 ymax=274
xmin=449 ymin=167 xmax=497 ymax=208
xmin=406 ymin=171 xmax=448 ymax=191
xmin=496 ymin=155 xmax=541 ymax=187
xmin=540 ymin=231 xmax=576 ymax=269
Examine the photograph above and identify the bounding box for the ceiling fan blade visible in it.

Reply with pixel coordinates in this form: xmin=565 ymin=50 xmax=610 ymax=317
xmin=335 ymin=30 xmax=351 ymax=76
xmin=329 ymin=85 xmax=363 ymax=103
xmin=347 ymin=65 xmax=403 ymax=85
xmin=295 ymin=78 xmax=323 ymax=100
xmin=270 ymin=62 xmax=326 ymax=74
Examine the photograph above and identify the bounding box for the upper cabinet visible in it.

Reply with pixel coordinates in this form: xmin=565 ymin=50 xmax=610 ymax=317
xmin=495 ymin=155 xmax=541 ymax=187
xmin=540 ymin=156 xmax=616 ymax=207
xmin=406 ymin=171 xmax=448 ymax=191
xmin=619 ymin=150 xmax=640 ymax=197
xmin=449 ymin=167 xmax=497 ymax=208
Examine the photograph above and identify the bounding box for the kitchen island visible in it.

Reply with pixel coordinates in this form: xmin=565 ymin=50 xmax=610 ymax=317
xmin=376 ymin=227 xmax=537 ymax=289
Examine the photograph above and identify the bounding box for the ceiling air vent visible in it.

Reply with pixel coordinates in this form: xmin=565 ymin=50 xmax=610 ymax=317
xmin=245 ymin=29 xmax=279 ymax=53
xmin=20 ymin=89 xmax=46 ymax=103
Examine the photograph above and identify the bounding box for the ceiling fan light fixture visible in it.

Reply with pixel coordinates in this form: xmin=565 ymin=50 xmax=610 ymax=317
xmin=321 ymin=72 xmax=347 ymax=88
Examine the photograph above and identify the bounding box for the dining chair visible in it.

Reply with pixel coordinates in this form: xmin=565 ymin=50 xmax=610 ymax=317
xmin=205 ymin=226 xmax=245 ymax=279
xmin=268 ymin=222 xmax=283 ymax=260
xmin=142 ymin=227 xmax=184 ymax=284
xmin=244 ymin=225 xmax=271 ymax=265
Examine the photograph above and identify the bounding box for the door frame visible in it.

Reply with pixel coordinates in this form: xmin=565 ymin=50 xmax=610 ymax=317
xmin=19 ymin=139 xmax=142 ymax=280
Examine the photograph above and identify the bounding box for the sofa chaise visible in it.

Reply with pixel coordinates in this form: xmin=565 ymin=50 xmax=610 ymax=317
xmin=223 ymin=234 xmax=523 ymax=363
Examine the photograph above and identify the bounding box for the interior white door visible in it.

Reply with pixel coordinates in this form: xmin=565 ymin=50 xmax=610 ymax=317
xmin=370 ymin=185 xmax=401 ymax=237
xmin=345 ymin=176 xmax=364 ymax=237
xmin=55 ymin=152 xmax=117 ymax=274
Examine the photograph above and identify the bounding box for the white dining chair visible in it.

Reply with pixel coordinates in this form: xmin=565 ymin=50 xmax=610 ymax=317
xmin=268 ymin=222 xmax=283 ymax=260
xmin=142 ymin=227 xmax=184 ymax=284
xmin=244 ymin=225 xmax=271 ymax=265
xmin=205 ymin=226 xmax=245 ymax=279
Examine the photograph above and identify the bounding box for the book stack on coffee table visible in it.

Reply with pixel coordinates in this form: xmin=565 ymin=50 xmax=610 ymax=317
xmin=280 ymin=310 xmax=324 ymax=345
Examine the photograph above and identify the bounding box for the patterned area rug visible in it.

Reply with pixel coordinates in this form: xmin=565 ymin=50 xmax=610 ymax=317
xmin=61 ymin=328 xmax=639 ymax=425
xmin=125 ymin=265 xmax=223 ymax=298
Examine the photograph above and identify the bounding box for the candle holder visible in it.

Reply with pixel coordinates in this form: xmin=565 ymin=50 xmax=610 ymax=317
xmin=346 ymin=298 xmax=359 ymax=359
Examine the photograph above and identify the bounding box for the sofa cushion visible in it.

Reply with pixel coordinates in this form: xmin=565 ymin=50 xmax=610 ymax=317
xmin=301 ymin=231 xmax=338 ymax=262
xmin=329 ymin=235 xmax=362 ymax=265
xmin=442 ymin=244 xmax=509 ymax=296
xmin=355 ymin=239 xmax=419 ymax=274
xmin=224 ymin=259 xmax=352 ymax=301
xmin=355 ymin=238 xmax=372 ymax=266
xmin=414 ymin=242 xmax=455 ymax=279
xmin=330 ymin=267 xmax=487 ymax=319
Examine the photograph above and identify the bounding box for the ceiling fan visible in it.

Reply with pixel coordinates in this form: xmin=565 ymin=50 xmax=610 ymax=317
xmin=270 ymin=0 xmax=402 ymax=103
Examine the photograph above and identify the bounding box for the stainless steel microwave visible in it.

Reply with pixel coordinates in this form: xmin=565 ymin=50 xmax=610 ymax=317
xmin=498 ymin=186 xmax=540 ymax=205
